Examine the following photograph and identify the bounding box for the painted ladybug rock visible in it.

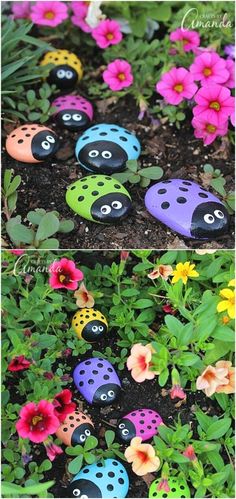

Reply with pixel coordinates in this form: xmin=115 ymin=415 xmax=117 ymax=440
xmin=51 ymin=95 xmax=93 ymax=131
xmin=40 ymin=50 xmax=83 ymax=90
xmin=145 ymin=179 xmax=230 ymax=240
xmin=66 ymin=175 xmax=132 ymax=224
xmin=5 ymin=124 xmax=59 ymax=163
xmin=73 ymin=358 xmax=121 ymax=406
xmin=149 ymin=477 xmax=190 ymax=498
xmin=56 ymin=409 xmax=95 ymax=447
xmin=75 ymin=124 xmax=141 ymax=174
xmin=72 ymin=309 xmax=108 ymax=342
xmin=116 ymin=409 xmax=163 ymax=443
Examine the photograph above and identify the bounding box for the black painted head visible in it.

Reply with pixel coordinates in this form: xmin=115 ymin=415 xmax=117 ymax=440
xmin=91 ymin=193 xmax=132 ymax=223
xmin=56 ymin=109 xmax=89 ymax=131
xmin=31 ymin=131 xmax=59 ymax=160
xmin=78 ymin=140 xmax=128 ymax=173
xmin=116 ymin=418 xmax=136 ymax=443
xmin=191 ymin=202 xmax=229 ymax=239
xmin=68 ymin=479 xmax=102 ymax=498
xmin=48 ymin=64 xmax=78 ymax=89
xmin=71 ymin=423 xmax=95 ymax=446
xmin=93 ymin=382 xmax=121 ymax=406
xmin=82 ymin=320 xmax=107 ymax=342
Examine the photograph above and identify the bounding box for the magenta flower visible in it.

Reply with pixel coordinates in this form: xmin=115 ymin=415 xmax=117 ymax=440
xmin=71 ymin=1 xmax=91 ymax=33
xmin=192 ymin=114 xmax=228 ymax=145
xmin=31 ymin=1 xmax=68 ymax=27
xmin=8 ymin=250 xmax=25 ymax=255
xmin=183 ymin=444 xmax=197 ymax=461
xmin=92 ymin=19 xmax=122 ymax=49
xmin=170 ymin=384 xmax=186 ymax=400
xmin=103 ymin=59 xmax=133 ymax=91
xmin=170 ymin=28 xmax=200 ymax=52
xmin=190 ymin=52 xmax=229 ymax=85
xmin=224 ymin=59 xmax=235 ymax=89
xmin=156 ymin=67 xmax=198 ymax=105
xmin=48 ymin=258 xmax=84 ymax=290
xmin=157 ymin=479 xmax=170 ymax=493
xmin=16 ymin=401 xmax=60 ymax=443
xmin=193 ymin=83 xmax=235 ymax=122
xmin=12 ymin=1 xmax=31 ymax=19
xmin=43 ymin=439 xmax=63 ymax=461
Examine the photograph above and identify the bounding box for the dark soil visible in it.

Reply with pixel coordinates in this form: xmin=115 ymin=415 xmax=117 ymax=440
xmin=2 ymin=97 xmax=235 ymax=250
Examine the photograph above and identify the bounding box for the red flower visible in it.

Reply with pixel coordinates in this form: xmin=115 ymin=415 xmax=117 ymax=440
xmin=62 ymin=348 xmax=72 ymax=358
xmin=8 ymin=356 xmax=31 ymax=372
xmin=183 ymin=444 xmax=197 ymax=461
xmin=53 ymin=389 xmax=76 ymax=423
xmin=170 ymin=385 xmax=186 ymax=400
xmin=48 ymin=258 xmax=83 ymax=290
xmin=120 ymin=251 xmax=130 ymax=261
xmin=44 ymin=372 xmax=54 ymax=380
xmin=162 ymin=304 xmax=177 ymax=315
xmin=16 ymin=401 xmax=60 ymax=443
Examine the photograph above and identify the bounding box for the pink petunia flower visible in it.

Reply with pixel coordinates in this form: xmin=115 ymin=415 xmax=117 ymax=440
xmin=8 ymin=250 xmax=25 ymax=255
xmin=70 ymin=1 xmax=92 ymax=33
xmin=103 ymin=59 xmax=133 ymax=91
xmin=43 ymin=439 xmax=63 ymax=461
xmin=224 ymin=59 xmax=235 ymax=89
xmin=31 ymin=1 xmax=68 ymax=27
xmin=156 ymin=67 xmax=198 ymax=105
xmin=170 ymin=384 xmax=186 ymax=400
xmin=190 ymin=52 xmax=229 ymax=85
xmin=8 ymin=356 xmax=31 ymax=372
xmin=126 ymin=343 xmax=159 ymax=383
xmin=157 ymin=479 xmax=170 ymax=493
xmin=170 ymin=28 xmax=200 ymax=52
xmin=92 ymin=19 xmax=122 ymax=49
xmin=12 ymin=1 xmax=31 ymax=19
xmin=48 ymin=258 xmax=83 ymax=290
xmin=192 ymin=113 xmax=228 ymax=145
xmin=16 ymin=401 xmax=60 ymax=443
xmin=183 ymin=444 xmax=197 ymax=461
xmin=193 ymin=83 xmax=235 ymax=123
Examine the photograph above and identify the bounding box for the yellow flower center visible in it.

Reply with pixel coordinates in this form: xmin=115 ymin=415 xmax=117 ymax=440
xmin=174 ymin=83 xmax=184 ymax=93
xmin=44 ymin=11 xmax=55 ymax=20
xmin=206 ymin=124 xmax=216 ymax=133
xmin=203 ymin=67 xmax=212 ymax=76
xmin=182 ymin=39 xmax=189 ymax=45
xmin=59 ymin=275 xmax=66 ymax=283
xmin=107 ymin=33 xmax=114 ymax=40
xmin=222 ymin=316 xmax=230 ymax=324
xmin=32 ymin=415 xmax=43 ymax=426
xmin=209 ymin=101 xmax=220 ymax=111
xmin=118 ymin=72 xmax=126 ymax=81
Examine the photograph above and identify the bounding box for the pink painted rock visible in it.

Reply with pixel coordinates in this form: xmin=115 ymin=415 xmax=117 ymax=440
xmin=116 ymin=408 xmax=163 ymax=443
xmin=51 ymin=94 xmax=93 ymax=131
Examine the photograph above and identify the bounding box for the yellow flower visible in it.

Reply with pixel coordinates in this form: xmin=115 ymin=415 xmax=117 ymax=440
xmin=217 ymin=288 xmax=235 ymax=319
xmin=228 ymin=279 xmax=235 ymax=288
xmin=171 ymin=261 xmax=199 ymax=285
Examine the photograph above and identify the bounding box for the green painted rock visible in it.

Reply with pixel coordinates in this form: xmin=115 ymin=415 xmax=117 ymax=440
xmin=66 ymin=174 xmax=132 ymax=224
xmin=149 ymin=477 xmax=190 ymax=498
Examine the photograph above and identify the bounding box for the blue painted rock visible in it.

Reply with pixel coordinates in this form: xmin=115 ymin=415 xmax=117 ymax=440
xmin=116 ymin=408 xmax=163 ymax=443
xmin=56 ymin=409 xmax=95 ymax=446
xmin=75 ymin=124 xmax=141 ymax=174
xmin=68 ymin=459 xmax=129 ymax=498
xmin=73 ymin=358 xmax=121 ymax=406
xmin=145 ymin=179 xmax=230 ymax=239
xmin=149 ymin=477 xmax=190 ymax=498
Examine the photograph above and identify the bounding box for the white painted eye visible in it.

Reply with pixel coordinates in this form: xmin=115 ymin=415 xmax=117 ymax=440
xmin=66 ymin=70 xmax=73 ymax=79
xmin=98 ymin=325 xmax=104 ymax=332
xmin=101 ymin=205 xmax=111 ymax=215
xmin=81 ymin=495 xmax=88 ymax=499
xmin=111 ymin=201 xmax=122 ymax=210
xmin=108 ymin=390 xmax=114 ymax=397
xmin=57 ymin=69 xmax=65 ymax=78
xmin=62 ymin=113 xmax=71 ymax=121
xmin=204 ymin=213 xmax=215 ymax=224
xmin=88 ymin=150 xmax=99 ymax=158
xmin=101 ymin=394 xmax=107 ymax=401
xmin=85 ymin=429 xmax=91 ymax=436
xmin=214 ymin=210 xmax=224 ymax=219
xmin=41 ymin=141 xmax=50 ymax=150
xmin=46 ymin=135 xmax=55 ymax=143
xmin=102 ymin=150 xmax=112 ymax=159
xmin=92 ymin=325 xmax=98 ymax=332
xmin=73 ymin=489 xmax=80 ymax=497
xmin=80 ymin=434 xmax=86 ymax=442
xmin=122 ymin=429 xmax=129 ymax=436
xmin=119 ymin=423 xmax=125 ymax=429
xmin=73 ymin=114 xmax=82 ymax=121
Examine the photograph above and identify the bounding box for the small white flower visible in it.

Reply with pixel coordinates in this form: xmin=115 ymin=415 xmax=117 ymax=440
xmin=85 ymin=1 xmax=105 ymax=28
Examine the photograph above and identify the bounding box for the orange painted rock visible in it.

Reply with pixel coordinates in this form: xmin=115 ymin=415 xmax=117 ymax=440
xmin=56 ymin=409 xmax=95 ymax=446
xmin=5 ymin=124 xmax=59 ymax=163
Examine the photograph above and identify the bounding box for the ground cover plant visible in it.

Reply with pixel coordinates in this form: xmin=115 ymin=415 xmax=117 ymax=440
xmin=1 ymin=1 xmax=235 ymax=249
xmin=1 ymin=249 xmax=235 ymax=498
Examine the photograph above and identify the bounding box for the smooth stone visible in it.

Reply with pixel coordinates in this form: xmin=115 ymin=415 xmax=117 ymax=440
xmin=72 ymin=308 xmax=108 ymax=342
xmin=68 ymin=459 xmax=129 ymax=498
xmin=145 ymin=178 xmax=230 ymax=240
xmin=5 ymin=124 xmax=59 ymax=163
xmin=75 ymin=123 xmax=141 ymax=174
xmin=66 ymin=174 xmax=132 ymax=224
xmin=51 ymin=94 xmax=93 ymax=131
xmin=149 ymin=477 xmax=190 ymax=498
xmin=40 ymin=50 xmax=83 ymax=90
xmin=73 ymin=358 xmax=121 ymax=406
xmin=116 ymin=408 xmax=163 ymax=443
xmin=56 ymin=409 xmax=95 ymax=447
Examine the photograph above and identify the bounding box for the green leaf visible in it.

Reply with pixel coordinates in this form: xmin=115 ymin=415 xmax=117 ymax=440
xmin=207 ymin=451 xmax=224 ymax=472
xmin=35 ymin=212 xmax=59 ymax=241
xmin=151 ymin=2 xmax=171 ymax=21
xmin=5 ymin=175 xmax=21 ymax=196
xmin=205 ymin=418 xmax=231 ymax=440
xmin=39 ymin=238 xmax=59 ymax=249
xmin=177 ymin=352 xmax=200 ymax=366
xmin=7 ymin=192 xmax=17 ymax=213
xmin=1 ymin=480 xmax=54 ymax=497
xmin=133 ymin=299 xmax=154 ymax=309
xmin=68 ymin=454 xmax=83 ymax=474
xmin=211 ymin=326 xmax=234 ymax=342
xmin=129 ymin=173 xmax=140 ymax=184
xmin=28 ymin=111 xmax=42 ymax=121
xmin=105 ymin=430 xmax=115 ymax=447
xmin=126 ymin=159 xmax=138 ymax=172
xmin=139 ymin=167 xmax=163 ymax=180
xmin=26 ymin=89 xmax=36 ymax=105
xmin=14 ymin=467 xmax=25 ymax=480
xmin=121 ymin=288 xmax=140 ymax=297
xmin=158 ymin=367 xmax=169 ymax=386
xmin=58 ymin=220 xmax=74 ymax=233
xmin=205 ymin=340 xmax=232 ymax=364
xmin=84 ymin=435 xmax=98 ymax=452
xmin=27 ymin=209 xmax=46 ymax=225
xmin=3 ymin=449 xmax=15 ymax=463
xmin=165 ymin=315 xmax=183 ymax=337
xmin=7 ymin=223 xmax=34 ymax=244
xmin=171 ymin=451 xmax=190 ymax=463
xmin=195 ymin=410 xmax=212 ymax=432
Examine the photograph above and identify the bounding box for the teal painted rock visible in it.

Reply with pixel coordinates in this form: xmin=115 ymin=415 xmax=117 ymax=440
xmin=149 ymin=477 xmax=190 ymax=498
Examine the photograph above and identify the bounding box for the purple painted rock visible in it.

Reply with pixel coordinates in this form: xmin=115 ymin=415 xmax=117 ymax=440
xmin=73 ymin=358 xmax=121 ymax=406
xmin=116 ymin=409 xmax=163 ymax=443
xmin=51 ymin=94 xmax=93 ymax=131
xmin=145 ymin=179 xmax=230 ymax=240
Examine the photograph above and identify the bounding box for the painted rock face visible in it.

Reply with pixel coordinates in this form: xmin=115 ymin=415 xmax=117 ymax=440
xmin=56 ymin=409 xmax=95 ymax=447
xmin=40 ymin=50 xmax=83 ymax=90
xmin=66 ymin=175 xmax=132 ymax=224
xmin=75 ymin=124 xmax=141 ymax=174
xmin=145 ymin=179 xmax=230 ymax=240
xmin=68 ymin=459 xmax=129 ymax=498
xmin=6 ymin=124 xmax=59 ymax=163
xmin=73 ymin=358 xmax=121 ymax=406
xmin=116 ymin=409 xmax=163 ymax=443
xmin=51 ymin=95 xmax=93 ymax=131
xmin=149 ymin=477 xmax=190 ymax=498
xmin=72 ymin=309 xmax=108 ymax=342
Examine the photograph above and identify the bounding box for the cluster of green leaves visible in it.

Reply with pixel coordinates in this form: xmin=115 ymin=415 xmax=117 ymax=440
xmin=203 ymin=164 xmax=235 ymax=214
xmin=112 ymin=159 xmax=163 ymax=188
xmin=17 ymin=85 xmax=57 ymax=124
